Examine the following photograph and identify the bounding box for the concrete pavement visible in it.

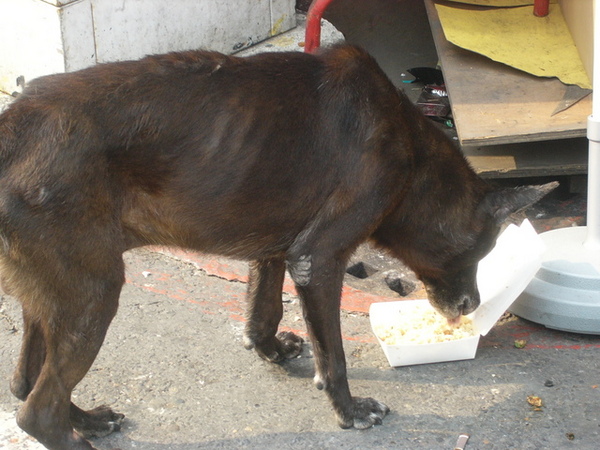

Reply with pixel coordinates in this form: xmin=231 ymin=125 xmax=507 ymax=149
xmin=1 ymin=190 xmax=600 ymax=449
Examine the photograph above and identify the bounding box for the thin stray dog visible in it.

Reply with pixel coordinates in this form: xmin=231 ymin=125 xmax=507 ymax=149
xmin=0 ymin=44 xmax=556 ymax=449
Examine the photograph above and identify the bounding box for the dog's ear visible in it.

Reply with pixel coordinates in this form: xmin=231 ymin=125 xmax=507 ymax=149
xmin=480 ymin=181 xmax=559 ymax=225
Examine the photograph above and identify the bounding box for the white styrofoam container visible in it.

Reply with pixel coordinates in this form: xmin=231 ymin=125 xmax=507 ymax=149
xmin=370 ymin=219 xmax=545 ymax=367
xmin=0 ymin=0 xmax=295 ymax=96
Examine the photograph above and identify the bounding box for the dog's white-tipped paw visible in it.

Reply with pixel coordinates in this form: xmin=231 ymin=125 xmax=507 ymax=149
xmin=338 ymin=397 xmax=390 ymax=429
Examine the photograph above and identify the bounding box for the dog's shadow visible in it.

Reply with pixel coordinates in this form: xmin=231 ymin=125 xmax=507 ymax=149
xmin=94 ymin=430 xmax=374 ymax=450
xmin=259 ymin=341 xmax=388 ymax=382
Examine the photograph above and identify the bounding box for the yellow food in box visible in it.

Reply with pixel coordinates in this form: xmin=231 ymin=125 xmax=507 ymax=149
xmin=372 ymin=304 xmax=475 ymax=345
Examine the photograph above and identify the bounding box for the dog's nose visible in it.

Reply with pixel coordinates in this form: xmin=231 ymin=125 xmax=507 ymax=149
xmin=459 ymin=293 xmax=480 ymax=315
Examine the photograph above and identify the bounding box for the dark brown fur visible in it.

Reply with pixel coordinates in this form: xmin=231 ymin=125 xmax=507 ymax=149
xmin=0 ymin=45 xmax=555 ymax=449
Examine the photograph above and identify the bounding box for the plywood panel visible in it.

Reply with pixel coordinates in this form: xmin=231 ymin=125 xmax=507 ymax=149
xmin=425 ymin=0 xmax=591 ymax=146
xmin=464 ymin=138 xmax=588 ymax=178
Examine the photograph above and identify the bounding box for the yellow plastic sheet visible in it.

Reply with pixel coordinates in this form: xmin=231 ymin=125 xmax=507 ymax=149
xmin=435 ymin=3 xmax=591 ymax=89
xmin=446 ymin=0 xmax=556 ymax=6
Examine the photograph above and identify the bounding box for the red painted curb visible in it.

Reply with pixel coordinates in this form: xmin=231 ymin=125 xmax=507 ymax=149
xmin=156 ymin=247 xmax=411 ymax=314
xmin=144 ymin=247 xmax=597 ymax=352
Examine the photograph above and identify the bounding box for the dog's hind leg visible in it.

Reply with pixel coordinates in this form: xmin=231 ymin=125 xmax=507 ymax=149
xmin=10 ymin=308 xmax=46 ymax=402
xmin=243 ymin=257 xmax=303 ymax=362
xmin=10 ymin=285 xmax=124 ymax=442
xmin=13 ymin=259 xmax=124 ymax=450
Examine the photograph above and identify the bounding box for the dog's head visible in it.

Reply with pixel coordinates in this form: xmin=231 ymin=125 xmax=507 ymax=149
xmin=415 ymin=182 xmax=558 ymax=323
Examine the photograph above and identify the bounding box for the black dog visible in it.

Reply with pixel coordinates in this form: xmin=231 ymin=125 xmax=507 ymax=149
xmin=0 ymin=44 xmax=555 ymax=449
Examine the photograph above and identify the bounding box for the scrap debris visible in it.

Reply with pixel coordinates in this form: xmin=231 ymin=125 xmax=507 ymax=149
xmin=454 ymin=433 xmax=470 ymax=450
xmin=527 ymin=395 xmax=543 ymax=410
xmin=404 ymin=67 xmax=453 ymax=127
xmin=514 ymin=339 xmax=527 ymax=348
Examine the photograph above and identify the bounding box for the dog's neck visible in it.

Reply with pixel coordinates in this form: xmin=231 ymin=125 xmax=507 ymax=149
xmin=371 ymin=111 xmax=490 ymax=276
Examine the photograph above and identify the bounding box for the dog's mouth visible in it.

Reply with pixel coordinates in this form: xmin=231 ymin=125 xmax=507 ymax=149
xmin=424 ymin=283 xmax=480 ymax=325
xmin=446 ymin=314 xmax=462 ymax=327
xmin=430 ymin=297 xmax=477 ymax=326
xmin=444 ymin=303 xmax=464 ymax=326
xmin=428 ymin=301 xmax=463 ymax=325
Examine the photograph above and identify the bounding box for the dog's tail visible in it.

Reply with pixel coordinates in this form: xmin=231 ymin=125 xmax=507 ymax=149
xmin=0 ymin=99 xmax=20 ymax=260
xmin=0 ymin=97 xmax=18 ymax=174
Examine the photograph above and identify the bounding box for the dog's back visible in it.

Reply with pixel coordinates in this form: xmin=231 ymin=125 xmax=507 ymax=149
xmin=0 ymin=45 xmax=418 ymax=260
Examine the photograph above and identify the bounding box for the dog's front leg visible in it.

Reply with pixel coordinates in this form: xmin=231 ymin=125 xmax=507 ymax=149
xmin=243 ymin=257 xmax=304 ymax=362
xmin=291 ymin=255 xmax=389 ymax=429
xmin=283 ymin=186 xmax=393 ymax=428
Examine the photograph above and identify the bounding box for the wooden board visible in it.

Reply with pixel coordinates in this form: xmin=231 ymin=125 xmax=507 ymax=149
xmin=425 ymin=0 xmax=591 ymax=147
xmin=463 ymin=138 xmax=588 ymax=178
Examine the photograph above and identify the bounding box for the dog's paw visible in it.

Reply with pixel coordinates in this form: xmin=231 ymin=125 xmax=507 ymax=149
xmin=245 ymin=331 xmax=304 ymax=363
xmin=275 ymin=331 xmax=304 ymax=359
xmin=338 ymin=397 xmax=390 ymax=430
xmin=71 ymin=404 xmax=125 ymax=439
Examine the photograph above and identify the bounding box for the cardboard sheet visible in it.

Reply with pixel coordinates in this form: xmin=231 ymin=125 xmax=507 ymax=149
xmin=435 ymin=3 xmax=591 ymax=89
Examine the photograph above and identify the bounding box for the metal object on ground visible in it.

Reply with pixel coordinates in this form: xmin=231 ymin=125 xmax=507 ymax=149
xmin=454 ymin=433 xmax=470 ymax=450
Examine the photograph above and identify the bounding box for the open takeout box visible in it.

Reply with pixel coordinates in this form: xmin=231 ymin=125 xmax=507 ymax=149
xmin=369 ymin=220 xmax=544 ymax=367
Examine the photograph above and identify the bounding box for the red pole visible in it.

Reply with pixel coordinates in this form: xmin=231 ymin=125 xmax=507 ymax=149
xmin=304 ymin=0 xmax=337 ymax=53
xmin=533 ymin=0 xmax=550 ymax=17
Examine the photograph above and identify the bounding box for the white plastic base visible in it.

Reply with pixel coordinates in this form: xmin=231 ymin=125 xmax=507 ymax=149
xmin=510 ymin=226 xmax=600 ymax=335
